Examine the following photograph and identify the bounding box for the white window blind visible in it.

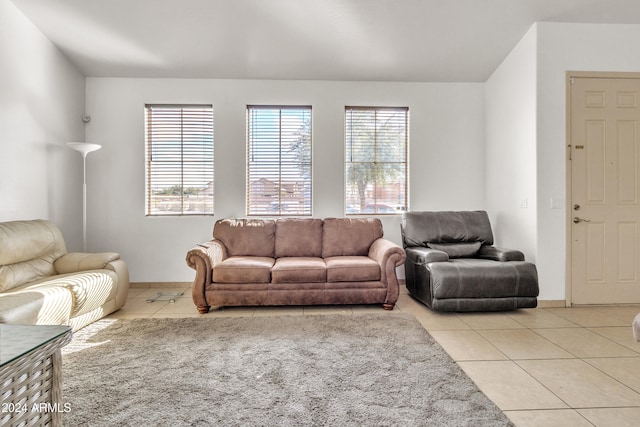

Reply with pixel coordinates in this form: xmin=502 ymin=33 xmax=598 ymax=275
xmin=247 ymin=106 xmax=312 ymax=216
xmin=345 ymin=106 xmax=408 ymax=215
xmin=145 ymin=104 xmax=214 ymax=216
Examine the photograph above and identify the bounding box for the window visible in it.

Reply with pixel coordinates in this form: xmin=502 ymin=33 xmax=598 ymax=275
xmin=246 ymin=106 xmax=312 ymax=216
xmin=345 ymin=106 xmax=408 ymax=215
xmin=145 ymin=104 xmax=214 ymax=216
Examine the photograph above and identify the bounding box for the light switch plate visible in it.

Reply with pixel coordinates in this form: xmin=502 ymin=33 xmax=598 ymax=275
xmin=550 ymin=197 xmax=563 ymax=209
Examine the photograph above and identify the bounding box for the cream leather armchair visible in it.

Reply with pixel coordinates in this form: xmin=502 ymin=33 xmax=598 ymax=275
xmin=0 ymin=219 xmax=129 ymax=330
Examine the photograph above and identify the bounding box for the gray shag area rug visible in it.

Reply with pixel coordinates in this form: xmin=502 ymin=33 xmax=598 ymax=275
xmin=61 ymin=314 xmax=512 ymax=426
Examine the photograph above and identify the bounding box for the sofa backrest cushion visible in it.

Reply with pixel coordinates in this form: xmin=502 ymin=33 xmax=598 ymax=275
xmin=275 ymin=218 xmax=323 ymax=258
xmin=213 ymin=219 xmax=276 ymax=257
xmin=322 ymin=218 xmax=383 ymax=258
xmin=401 ymin=211 xmax=494 ymax=247
xmin=0 ymin=219 xmax=68 ymax=292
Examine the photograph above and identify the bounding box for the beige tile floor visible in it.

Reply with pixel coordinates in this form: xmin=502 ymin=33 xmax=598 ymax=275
xmin=111 ymin=285 xmax=640 ymax=427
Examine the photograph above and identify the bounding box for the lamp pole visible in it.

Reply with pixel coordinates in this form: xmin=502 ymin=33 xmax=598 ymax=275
xmin=67 ymin=142 xmax=101 ymax=252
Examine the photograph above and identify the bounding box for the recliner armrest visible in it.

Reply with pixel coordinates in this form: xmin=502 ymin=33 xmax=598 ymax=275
xmin=54 ymin=252 xmax=120 ymax=274
xmin=405 ymin=247 xmax=449 ymax=265
xmin=477 ymin=245 xmax=524 ymax=262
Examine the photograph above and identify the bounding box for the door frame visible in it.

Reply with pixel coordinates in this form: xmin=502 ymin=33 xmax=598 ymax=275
xmin=565 ymin=71 xmax=640 ymax=306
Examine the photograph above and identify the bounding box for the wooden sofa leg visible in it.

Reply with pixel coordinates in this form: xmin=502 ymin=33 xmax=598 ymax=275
xmin=383 ymin=303 xmax=395 ymax=310
xmin=197 ymin=305 xmax=210 ymax=314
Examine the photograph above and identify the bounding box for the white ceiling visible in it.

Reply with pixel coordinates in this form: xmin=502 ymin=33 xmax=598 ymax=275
xmin=11 ymin=0 xmax=640 ymax=82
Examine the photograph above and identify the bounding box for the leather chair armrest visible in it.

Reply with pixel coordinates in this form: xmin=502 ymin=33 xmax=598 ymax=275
xmin=477 ymin=245 xmax=525 ymax=261
xmin=405 ymin=247 xmax=449 ymax=265
xmin=54 ymin=252 xmax=120 ymax=274
xmin=633 ymin=313 xmax=640 ymax=341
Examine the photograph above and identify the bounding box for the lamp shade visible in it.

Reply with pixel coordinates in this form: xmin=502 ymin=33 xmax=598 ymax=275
xmin=67 ymin=142 xmax=101 ymax=156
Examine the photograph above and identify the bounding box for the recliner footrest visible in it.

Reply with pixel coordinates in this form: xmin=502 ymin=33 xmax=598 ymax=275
xmin=432 ymin=296 xmax=538 ymax=312
xmin=429 ymin=259 xmax=538 ymax=299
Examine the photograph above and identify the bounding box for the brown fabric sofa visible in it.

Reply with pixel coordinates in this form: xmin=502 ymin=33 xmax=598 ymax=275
xmin=186 ymin=217 xmax=406 ymax=312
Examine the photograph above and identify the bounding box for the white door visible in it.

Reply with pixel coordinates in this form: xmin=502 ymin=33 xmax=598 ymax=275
xmin=570 ymin=75 xmax=640 ymax=304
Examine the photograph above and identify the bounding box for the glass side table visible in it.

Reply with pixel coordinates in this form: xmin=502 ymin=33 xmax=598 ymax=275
xmin=0 ymin=324 xmax=72 ymax=427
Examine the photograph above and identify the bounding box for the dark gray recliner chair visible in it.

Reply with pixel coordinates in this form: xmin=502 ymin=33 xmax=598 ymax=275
xmin=401 ymin=210 xmax=539 ymax=312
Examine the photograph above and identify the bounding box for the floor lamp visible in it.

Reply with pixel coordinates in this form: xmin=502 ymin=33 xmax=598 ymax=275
xmin=67 ymin=142 xmax=101 ymax=252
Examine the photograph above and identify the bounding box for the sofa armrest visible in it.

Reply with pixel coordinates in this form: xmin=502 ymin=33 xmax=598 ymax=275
xmin=477 ymin=245 xmax=525 ymax=262
xmin=368 ymin=238 xmax=406 ymax=307
xmin=369 ymin=238 xmax=406 ymax=269
xmin=186 ymin=239 xmax=227 ymax=270
xmin=405 ymin=247 xmax=449 ymax=265
xmin=103 ymin=259 xmax=130 ymax=310
xmin=54 ymin=252 xmax=120 ymax=274
xmin=185 ymin=239 xmax=228 ymax=311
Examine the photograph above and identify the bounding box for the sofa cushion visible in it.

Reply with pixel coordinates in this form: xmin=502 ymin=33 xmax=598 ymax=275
xmin=325 ymin=256 xmax=380 ymax=282
xmin=427 ymin=242 xmax=481 ymax=258
xmin=275 ymin=219 xmax=323 ymax=258
xmin=322 ymin=218 xmax=383 ymax=258
xmin=0 ymin=292 xmax=45 ymax=324
xmin=212 ymin=256 xmax=274 ymax=284
xmin=0 ymin=219 xmax=68 ymax=292
xmin=13 ymin=270 xmax=118 ymax=317
xmin=1 ymin=286 xmax=73 ymax=325
xmin=272 ymin=257 xmax=326 ymax=283
xmin=213 ymin=219 xmax=276 ymax=257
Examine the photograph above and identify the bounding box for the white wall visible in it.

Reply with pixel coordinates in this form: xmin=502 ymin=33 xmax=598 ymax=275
xmin=85 ymin=78 xmax=485 ymax=282
xmin=0 ymin=0 xmax=85 ymax=246
xmin=536 ymin=22 xmax=640 ymax=301
xmin=8 ymin=6 xmax=640 ymax=299
xmin=485 ymin=25 xmax=538 ymax=265
xmin=486 ymin=22 xmax=640 ymax=302
xmin=8 ymin=1 xmax=640 ymax=298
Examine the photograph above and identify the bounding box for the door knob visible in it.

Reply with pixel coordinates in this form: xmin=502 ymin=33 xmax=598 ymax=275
xmin=573 ymin=217 xmax=591 ymax=224
xmin=574 ymin=204 xmax=580 ymax=211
